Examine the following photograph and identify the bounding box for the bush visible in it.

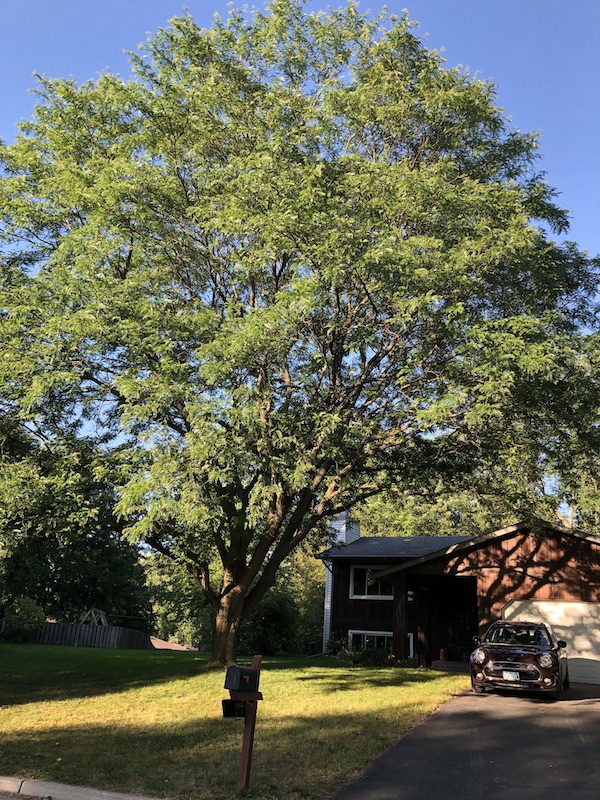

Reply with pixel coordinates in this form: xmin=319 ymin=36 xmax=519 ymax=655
xmin=349 ymin=647 xmax=396 ymax=667
xmin=330 ymin=643 xmax=409 ymax=668
xmin=170 ymin=604 xmax=214 ymax=650
xmin=326 ymin=635 xmax=348 ymax=656
xmin=3 ymin=597 xmax=45 ymax=642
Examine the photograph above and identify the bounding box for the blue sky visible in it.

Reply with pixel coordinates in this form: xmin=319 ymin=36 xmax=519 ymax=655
xmin=1 ymin=0 xmax=598 ymax=257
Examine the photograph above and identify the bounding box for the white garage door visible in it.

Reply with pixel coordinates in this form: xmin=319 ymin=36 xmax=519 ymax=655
xmin=503 ymin=600 xmax=600 ymax=685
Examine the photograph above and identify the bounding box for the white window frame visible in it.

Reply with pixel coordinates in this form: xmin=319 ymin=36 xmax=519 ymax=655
xmin=350 ymin=565 xmax=394 ymax=600
xmin=348 ymin=629 xmax=394 ymax=651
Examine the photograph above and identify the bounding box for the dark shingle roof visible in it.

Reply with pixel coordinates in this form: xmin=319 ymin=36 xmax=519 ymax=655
xmin=322 ymin=535 xmax=473 ymax=562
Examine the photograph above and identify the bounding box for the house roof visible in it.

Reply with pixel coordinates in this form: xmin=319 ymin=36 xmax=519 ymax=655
xmin=322 ymin=534 xmax=473 ymax=562
xmin=321 ymin=519 xmax=600 ymax=574
xmin=373 ymin=519 xmax=600 ymax=578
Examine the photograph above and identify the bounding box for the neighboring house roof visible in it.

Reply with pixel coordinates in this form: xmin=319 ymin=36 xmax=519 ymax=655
xmin=322 ymin=534 xmax=473 ymax=562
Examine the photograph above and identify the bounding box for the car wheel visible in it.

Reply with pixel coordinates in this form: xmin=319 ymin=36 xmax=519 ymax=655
xmin=471 ymin=676 xmax=485 ymax=694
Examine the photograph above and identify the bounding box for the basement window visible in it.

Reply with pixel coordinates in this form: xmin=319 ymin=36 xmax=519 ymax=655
xmin=349 ymin=630 xmax=393 ymax=651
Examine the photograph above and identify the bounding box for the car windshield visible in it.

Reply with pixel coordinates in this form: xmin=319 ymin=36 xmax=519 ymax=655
xmin=484 ymin=625 xmax=551 ymax=647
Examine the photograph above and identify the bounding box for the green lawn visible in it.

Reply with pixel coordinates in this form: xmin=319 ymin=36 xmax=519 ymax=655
xmin=0 ymin=644 xmax=469 ymax=800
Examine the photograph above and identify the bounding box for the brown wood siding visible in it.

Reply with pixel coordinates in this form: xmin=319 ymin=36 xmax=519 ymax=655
xmin=412 ymin=529 xmax=600 ymax=634
xmin=330 ymin=563 xmax=393 ymax=639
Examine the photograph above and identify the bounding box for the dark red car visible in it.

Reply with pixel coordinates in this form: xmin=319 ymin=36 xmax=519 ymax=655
xmin=470 ymin=620 xmax=569 ymax=699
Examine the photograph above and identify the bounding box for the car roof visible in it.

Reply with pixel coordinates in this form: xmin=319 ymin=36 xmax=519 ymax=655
xmin=492 ymin=621 xmax=547 ymax=627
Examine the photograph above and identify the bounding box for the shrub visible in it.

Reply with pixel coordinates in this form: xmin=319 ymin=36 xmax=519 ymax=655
xmin=3 ymin=597 xmax=45 ymax=642
xmin=350 ymin=647 xmax=396 ymax=667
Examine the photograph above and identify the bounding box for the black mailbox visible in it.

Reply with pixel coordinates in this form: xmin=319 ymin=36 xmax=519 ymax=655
xmin=224 ymin=666 xmax=259 ymax=693
xmin=222 ymin=699 xmax=246 ymax=718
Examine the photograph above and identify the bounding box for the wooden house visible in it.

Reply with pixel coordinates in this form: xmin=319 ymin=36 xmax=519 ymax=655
xmin=321 ymin=515 xmax=600 ymax=684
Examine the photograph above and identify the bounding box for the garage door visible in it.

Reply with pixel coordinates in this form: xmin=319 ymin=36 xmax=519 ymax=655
xmin=503 ymin=600 xmax=600 ymax=685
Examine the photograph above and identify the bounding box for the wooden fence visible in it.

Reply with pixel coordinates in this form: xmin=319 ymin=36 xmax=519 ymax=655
xmin=0 ymin=618 xmax=152 ymax=650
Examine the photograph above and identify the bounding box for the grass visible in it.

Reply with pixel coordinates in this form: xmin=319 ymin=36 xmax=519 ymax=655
xmin=0 ymin=644 xmax=469 ymax=800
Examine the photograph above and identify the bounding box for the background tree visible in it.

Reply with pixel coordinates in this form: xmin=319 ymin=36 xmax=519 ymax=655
xmin=239 ymin=546 xmax=326 ymax=655
xmin=1 ymin=1 xmax=598 ymax=663
xmin=0 ymin=418 xmax=151 ymax=628
xmin=352 ymin=470 xmax=574 ymax=538
xmin=144 ymin=544 xmax=325 ymax=655
xmin=143 ymin=552 xmax=214 ymax=647
xmin=280 ymin=547 xmax=326 ymax=655
xmin=353 ymin=490 xmax=514 ymax=538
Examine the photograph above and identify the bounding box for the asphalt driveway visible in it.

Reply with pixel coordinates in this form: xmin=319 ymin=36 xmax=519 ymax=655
xmin=330 ymin=683 xmax=600 ymax=800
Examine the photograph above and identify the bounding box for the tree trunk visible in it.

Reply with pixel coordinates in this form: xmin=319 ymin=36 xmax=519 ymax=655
xmin=211 ymin=588 xmax=246 ymax=665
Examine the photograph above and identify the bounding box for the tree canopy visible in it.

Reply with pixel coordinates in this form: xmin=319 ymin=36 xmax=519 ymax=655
xmin=1 ymin=0 xmax=598 ymax=662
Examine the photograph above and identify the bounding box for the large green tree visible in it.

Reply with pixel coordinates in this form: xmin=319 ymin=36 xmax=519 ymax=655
xmin=1 ymin=1 xmax=598 ymax=663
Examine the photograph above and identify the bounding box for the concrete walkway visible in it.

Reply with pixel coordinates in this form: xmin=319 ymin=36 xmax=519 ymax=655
xmin=0 ymin=777 xmax=159 ymax=800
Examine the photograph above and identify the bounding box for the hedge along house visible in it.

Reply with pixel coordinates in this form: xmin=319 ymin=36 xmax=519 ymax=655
xmin=321 ymin=515 xmax=600 ymax=684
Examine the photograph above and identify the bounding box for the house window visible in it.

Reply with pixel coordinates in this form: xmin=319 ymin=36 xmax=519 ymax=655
xmin=347 ymin=631 xmax=414 ymax=657
xmin=350 ymin=566 xmax=393 ymax=599
xmin=349 ymin=630 xmax=393 ymax=651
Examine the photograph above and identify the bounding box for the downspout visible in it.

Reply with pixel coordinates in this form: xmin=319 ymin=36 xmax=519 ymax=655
xmin=322 ymin=560 xmax=334 ymax=653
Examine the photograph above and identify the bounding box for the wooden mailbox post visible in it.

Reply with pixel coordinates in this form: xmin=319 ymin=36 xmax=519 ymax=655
xmin=223 ymin=654 xmax=263 ymax=792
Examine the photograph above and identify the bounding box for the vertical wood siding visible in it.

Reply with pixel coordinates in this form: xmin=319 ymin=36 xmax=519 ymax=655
xmin=330 ymin=563 xmax=393 ymax=639
xmin=440 ymin=530 xmax=600 ymax=632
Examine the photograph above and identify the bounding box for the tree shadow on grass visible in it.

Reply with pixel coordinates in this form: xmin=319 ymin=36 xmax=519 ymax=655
xmin=292 ymin=667 xmax=452 ymax=691
xmin=0 ymin=650 xmax=470 ymax=800
xmin=0 ymin=644 xmax=212 ymax=707
xmin=0 ymin=703 xmax=445 ymax=800
xmin=259 ymin=655 xmax=457 ymax=691
xmin=0 ymin=646 xmax=464 ymax=711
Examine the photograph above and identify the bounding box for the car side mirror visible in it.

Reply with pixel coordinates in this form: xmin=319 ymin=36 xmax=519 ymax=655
xmin=472 ymin=636 xmax=481 ymax=646
xmin=557 ymin=640 xmax=567 ymax=649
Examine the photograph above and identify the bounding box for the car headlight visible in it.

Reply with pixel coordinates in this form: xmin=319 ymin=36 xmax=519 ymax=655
xmin=538 ymin=652 xmax=554 ymax=669
xmin=471 ymin=648 xmax=486 ymax=665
